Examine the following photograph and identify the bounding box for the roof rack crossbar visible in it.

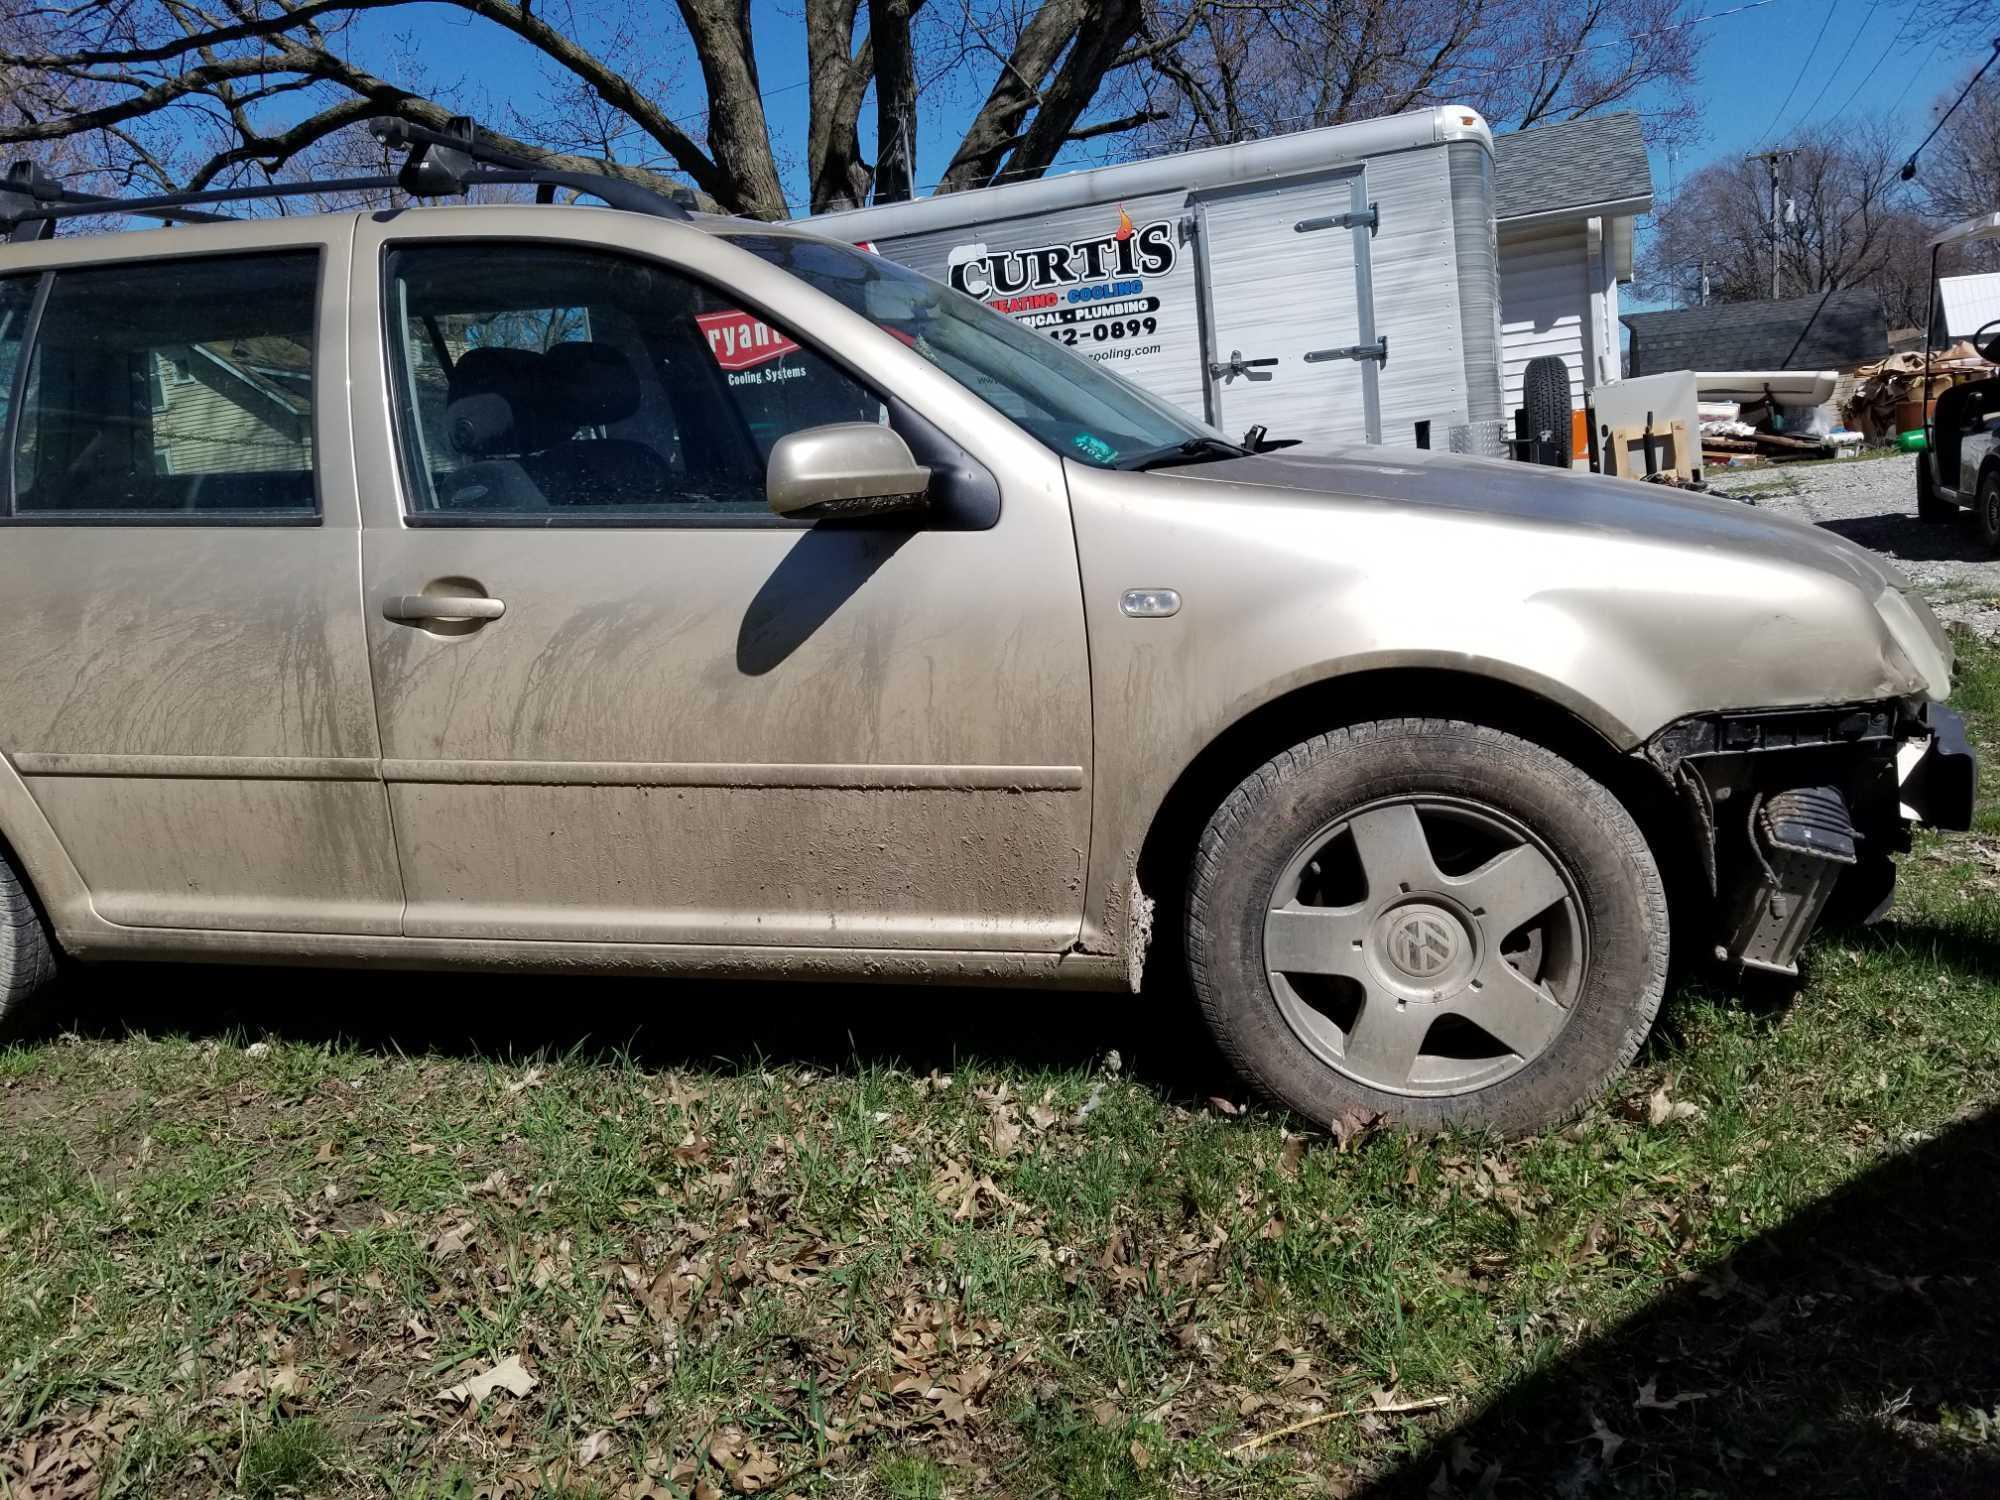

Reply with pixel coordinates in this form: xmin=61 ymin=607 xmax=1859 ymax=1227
xmin=367 ymin=117 xmax=694 ymax=220
xmin=0 ymin=114 xmax=694 ymax=242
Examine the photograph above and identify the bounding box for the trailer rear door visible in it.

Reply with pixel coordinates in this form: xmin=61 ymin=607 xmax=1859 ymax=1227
xmin=1195 ymin=168 xmax=1382 ymax=448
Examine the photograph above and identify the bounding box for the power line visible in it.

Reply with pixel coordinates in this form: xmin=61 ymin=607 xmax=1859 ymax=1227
xmin=1899 ymin=34 xmax=2000 ymax=181
xmin=1755 ymin=0 xmax=1839 ymax=147
xmin=1817 ymin=5 xmax=1922 ymax=128
xmin=1785 ymin=0 xmax=1883 ymax=133
xmin=1885 ymin=37 xmax=1949 ymax=121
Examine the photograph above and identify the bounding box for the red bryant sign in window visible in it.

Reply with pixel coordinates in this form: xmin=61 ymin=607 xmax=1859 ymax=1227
xmin=696 ymin=309 xmax=800 ymax=372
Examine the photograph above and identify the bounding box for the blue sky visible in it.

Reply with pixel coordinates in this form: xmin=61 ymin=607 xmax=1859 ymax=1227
xmin=356 ymin=0 xmax=1993 ymax=217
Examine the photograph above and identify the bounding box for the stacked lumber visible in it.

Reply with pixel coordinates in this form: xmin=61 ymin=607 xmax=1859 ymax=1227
xmin=1845 ymin=342 xmax=1993 ymax=443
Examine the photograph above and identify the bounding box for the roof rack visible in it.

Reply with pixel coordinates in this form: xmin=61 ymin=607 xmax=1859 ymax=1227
xmin=0 ymin=116 xmax=696 ymax=243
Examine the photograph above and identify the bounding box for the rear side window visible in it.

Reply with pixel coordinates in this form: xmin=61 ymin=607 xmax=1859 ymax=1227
xmin=6 ymin=253 xmax=319 ymax=520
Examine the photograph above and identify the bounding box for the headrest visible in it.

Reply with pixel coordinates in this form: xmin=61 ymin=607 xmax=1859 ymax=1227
xmin=446 ymin=346 xmax=545 ymax=456
xmin=541 ymin=342 xmax=641 ymax=436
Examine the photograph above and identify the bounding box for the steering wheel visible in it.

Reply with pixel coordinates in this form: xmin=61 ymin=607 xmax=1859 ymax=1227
xmin=1975 ymin=318 xmax=2000 ymax=366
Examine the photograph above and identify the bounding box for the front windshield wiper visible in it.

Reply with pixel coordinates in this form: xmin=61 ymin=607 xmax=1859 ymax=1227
xmin=1115 ymin=436 xmax=1249 ymax=472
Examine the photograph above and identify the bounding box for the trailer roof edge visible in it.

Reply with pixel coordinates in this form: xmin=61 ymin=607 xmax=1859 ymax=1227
xmin=800 ymin=106 xmax=1492 ymax=240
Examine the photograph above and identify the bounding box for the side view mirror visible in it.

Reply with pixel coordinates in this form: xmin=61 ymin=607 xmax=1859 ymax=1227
xmin=766 ymin=423 xmax=931 ymax=520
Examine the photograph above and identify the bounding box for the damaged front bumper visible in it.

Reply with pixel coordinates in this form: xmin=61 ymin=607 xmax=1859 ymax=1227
xmin=1644 ymin=698 xmax=1976 ymax=976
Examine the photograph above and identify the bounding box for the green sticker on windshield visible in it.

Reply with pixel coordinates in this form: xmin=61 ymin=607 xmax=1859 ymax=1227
xmin=1072 ymin=433 xmax=1118 ymax=463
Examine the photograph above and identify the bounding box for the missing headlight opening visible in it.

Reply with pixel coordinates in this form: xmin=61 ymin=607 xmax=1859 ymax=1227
xmin=1644 ymin=700 xmax=1974 ymax=975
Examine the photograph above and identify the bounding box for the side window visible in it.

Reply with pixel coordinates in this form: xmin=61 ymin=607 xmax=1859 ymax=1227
xmin=386 ymin=243 xmax=886 ymax=519
xmin=9 ymin=253 xmax=318 ymax=519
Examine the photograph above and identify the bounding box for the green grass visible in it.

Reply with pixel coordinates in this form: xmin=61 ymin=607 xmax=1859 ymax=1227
xmin=7 ymin=635 xmax=2000 ymax=1496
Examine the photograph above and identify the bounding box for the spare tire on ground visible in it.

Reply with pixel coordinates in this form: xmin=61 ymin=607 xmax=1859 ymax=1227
xmin=1522 ymin=355 xmax=1573 ymax=468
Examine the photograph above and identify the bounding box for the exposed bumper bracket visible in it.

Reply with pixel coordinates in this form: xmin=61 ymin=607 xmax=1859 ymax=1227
xmin=1899 ymin=703 xmax=1976 ymax=832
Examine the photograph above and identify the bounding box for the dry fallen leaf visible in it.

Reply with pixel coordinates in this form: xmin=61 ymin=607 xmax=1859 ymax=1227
xmin=1634 ymin=1377 xmax=1710 ymax=1411
xmin=1647 ymin=1084 xmax=1702 ymax=1127
xmin=1279 ymin=1134 xmax=1307 ymax=1178
xmin=1129 ymin=1438 xmax=1152 ymax=1470
xmin=439 ymin=1353 xmax=538 ymax=1406
xmin=576 ymin=1429 xmax=614 ymax=1466
xmin=1588 ymin=1412 xmax=1624 ymax=1464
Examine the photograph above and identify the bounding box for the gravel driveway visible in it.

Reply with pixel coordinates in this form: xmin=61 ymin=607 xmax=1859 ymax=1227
xmin=1706 ymin=452 xmax=2000 ymax=636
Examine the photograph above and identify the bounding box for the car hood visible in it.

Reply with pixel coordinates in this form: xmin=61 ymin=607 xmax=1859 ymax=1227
xmin=1187 ymin=445 xmax=1906 ymax=596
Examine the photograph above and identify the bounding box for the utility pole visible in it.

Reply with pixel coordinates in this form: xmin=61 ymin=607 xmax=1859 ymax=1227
xmin=1745 ymin=148 xmax=1796 ymax=300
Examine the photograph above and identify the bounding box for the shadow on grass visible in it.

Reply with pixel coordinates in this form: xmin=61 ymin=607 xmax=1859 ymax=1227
xmin=1360 ymin=1099 xmax=2000 ymax=1498
xmin=43 ymin=959 xmax=1240 ymax=1105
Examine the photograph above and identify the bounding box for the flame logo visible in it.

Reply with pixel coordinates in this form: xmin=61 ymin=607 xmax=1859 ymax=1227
xmin=1114 ymin=204 xmax=1135 ymax=242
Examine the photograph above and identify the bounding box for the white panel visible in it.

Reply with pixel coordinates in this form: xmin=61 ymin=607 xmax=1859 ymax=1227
xmin=1499 ymin=222 xmax=1589 ymax=413
xmin=1939 ymin=272 xmax=2000 ymax=340
xmin=1366 ymin=147 xmax=1476 ymax=441
xmin=1198 ymin=174 xmax=1367 ymax=447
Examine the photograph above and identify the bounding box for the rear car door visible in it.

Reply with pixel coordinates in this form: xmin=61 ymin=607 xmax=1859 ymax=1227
xmin=0 ymin=222 xmax=400 ymax=934
xmin=349 ymin=211 xmax=1093 ymax=954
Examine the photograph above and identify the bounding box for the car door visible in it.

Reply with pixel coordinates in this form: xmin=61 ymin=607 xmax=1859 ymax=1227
xmin=0 ymin=221 xmax=400 ymax=934
xmin=349 ymin=210 xmax=1093 ymax=953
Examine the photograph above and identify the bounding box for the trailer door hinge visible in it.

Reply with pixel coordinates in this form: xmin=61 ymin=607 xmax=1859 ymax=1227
xmin=1303 ymin=335 xmax=1389 ymax=367
xmin=1178 ymin=213 xmax=1197 ymax=244
xmin=1295 ymin=202 xmax=1379 ymax=236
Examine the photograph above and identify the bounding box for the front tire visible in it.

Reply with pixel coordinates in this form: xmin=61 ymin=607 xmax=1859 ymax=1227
xmin=1186 ymin=719 xmax=1668 ymax=1136
xmin=1917 ymin=453 xmax=1955 ymax=523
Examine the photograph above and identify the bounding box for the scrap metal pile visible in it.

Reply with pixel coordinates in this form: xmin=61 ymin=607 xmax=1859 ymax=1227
xmin=1845 ymin=341 xmax=1995 ymax=447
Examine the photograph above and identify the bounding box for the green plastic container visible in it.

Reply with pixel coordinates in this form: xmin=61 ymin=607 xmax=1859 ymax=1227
xmin=1897 ymin=428 xmax=1929 ymax=452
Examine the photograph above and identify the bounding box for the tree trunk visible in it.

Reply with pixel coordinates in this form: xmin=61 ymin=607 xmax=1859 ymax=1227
xmin=998 ymin=0 xmax=1142 ymax=184
xmin=675 ymin=0 xmax=788 ymax=217
xmin=933 ymin=0 xmax=1087 ymax=194
xmin=867 ymin=0 xmax=917 ymax=202
xmin=802 ymin=0 xmax=873 ymax=212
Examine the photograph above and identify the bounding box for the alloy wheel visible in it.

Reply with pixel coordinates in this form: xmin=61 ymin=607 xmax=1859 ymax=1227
xmin=1262 ymin=796 xmax=1585 ymax=1096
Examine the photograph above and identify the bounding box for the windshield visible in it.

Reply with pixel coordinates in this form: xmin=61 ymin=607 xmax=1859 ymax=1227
xmin=725 ymin=232 xmax=1230 ymax=469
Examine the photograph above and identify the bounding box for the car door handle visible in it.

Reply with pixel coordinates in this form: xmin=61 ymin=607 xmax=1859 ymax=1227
xmin=383 ymin=593 xmax=506 ymax=623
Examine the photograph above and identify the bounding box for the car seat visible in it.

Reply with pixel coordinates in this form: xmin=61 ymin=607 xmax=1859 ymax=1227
xmin=523 ymin=342 xmax=675 ymax=506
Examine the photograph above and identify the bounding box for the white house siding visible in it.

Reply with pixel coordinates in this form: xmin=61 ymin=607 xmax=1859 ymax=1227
xmin=1498 ymin=220 xmax=1589 ymax=413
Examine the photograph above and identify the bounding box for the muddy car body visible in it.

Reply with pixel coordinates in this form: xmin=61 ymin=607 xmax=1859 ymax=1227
xmin=0 ymin=130 xmax=1974 ymax=1132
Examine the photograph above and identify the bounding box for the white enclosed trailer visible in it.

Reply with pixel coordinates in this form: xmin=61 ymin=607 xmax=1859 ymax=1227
xmin=804 ymin=107 xmax=1507 ymax=454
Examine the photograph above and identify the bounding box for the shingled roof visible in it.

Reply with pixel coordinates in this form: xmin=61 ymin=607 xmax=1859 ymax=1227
xmin=1492 ymin=112 xmax=1653 ymax=222
xmin=1622 ymin=289 xmax=1890 ymax=375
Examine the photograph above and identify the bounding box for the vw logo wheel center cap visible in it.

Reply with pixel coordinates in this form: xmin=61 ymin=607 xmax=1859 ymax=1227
xmin=1368 ymin=898 xmax=1478 ymax=999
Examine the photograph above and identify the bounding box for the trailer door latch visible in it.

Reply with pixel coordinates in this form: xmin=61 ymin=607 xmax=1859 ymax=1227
xmin=1303 ymin=335 xmax=1389 ymax=367
xmin=1207 ymin=349 xmax=1278 ymax=383
xmin=1295 ymin=203 xmax=1379 ymax=235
